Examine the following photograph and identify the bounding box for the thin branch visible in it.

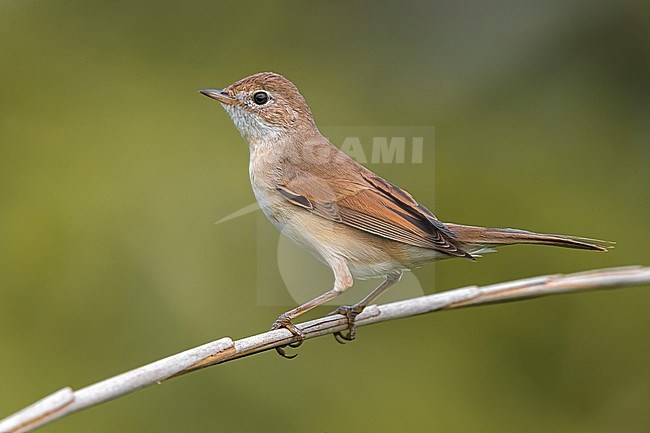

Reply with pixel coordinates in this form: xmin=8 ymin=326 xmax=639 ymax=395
xmin=1 ymin=266 xmax=649 ymax=433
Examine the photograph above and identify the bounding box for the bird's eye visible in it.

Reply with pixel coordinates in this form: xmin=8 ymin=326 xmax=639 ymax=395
xmin=252 ymin=91 xmax=269 ymax=105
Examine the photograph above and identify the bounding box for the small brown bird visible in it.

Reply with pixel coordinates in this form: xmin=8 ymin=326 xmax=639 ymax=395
xmin=201 ymin=72 xmax=609 ymax=357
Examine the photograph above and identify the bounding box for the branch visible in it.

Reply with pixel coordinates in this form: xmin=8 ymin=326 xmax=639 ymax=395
xmin=2 ymin=266 xmax=649 ymax=433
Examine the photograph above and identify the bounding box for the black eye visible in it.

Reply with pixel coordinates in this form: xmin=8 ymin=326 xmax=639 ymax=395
xmin=252 ymin=91 xmax=269 ymax=105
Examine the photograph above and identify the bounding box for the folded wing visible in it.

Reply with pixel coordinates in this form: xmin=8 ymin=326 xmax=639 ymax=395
xmin=277 ymin=162 xmax=472 ymax=259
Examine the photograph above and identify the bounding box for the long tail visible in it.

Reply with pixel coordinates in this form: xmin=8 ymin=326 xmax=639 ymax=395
xmin=444 ymin=223 xmax=613 ymax=252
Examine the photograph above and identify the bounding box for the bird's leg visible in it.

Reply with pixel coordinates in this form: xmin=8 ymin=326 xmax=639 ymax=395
xmin=329 ymin=271 xmax=402 ymax=343
xmin=271 ymin=258 xmax=352 ymax=358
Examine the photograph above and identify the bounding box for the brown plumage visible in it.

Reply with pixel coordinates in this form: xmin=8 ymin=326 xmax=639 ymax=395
xmin=200 ymin=72 xmax=611 ymax=356
xmin=276 ymin=154 xmax=473 ymax=259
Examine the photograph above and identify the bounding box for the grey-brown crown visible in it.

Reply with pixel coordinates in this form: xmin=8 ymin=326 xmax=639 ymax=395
xmin=222 ymin=72 xmax=315 ymax=129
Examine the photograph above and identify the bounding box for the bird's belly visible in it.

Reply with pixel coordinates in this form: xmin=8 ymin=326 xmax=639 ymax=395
xmin=253 ymin=186 xmax=444 ymax=278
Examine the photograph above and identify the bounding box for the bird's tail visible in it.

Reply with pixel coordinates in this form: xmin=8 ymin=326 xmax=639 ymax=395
xmin=445 ymin=223 xmax=613 ymax=252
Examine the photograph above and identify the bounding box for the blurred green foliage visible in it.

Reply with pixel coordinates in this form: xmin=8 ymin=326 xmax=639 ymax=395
xmin=1 ymin=1 xmax=648 ymax=432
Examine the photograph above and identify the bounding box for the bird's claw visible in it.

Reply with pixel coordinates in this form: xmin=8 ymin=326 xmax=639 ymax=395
xmin=327 ymin=305 xmax=363 ymax=344
xmin=270 ymin=314 xmax=305 ymax=358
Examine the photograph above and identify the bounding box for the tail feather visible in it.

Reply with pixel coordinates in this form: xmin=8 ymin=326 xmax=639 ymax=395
xmin=445 ymin=223 xmax=613 ymax=252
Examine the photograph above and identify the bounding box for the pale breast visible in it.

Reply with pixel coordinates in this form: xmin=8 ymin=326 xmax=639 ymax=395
xmin=249 ymin=152 xmax=444 ymax=279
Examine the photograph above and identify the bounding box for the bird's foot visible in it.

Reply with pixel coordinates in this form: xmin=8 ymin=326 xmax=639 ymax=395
xmin=270 ymin=313 xmax=305 ymax=359
xmin=327 ymin=305 xmax=365 ymax=344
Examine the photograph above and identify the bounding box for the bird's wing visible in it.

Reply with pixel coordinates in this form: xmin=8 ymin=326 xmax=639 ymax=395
xmin=277 ymin=162 xmax=472 ymax=259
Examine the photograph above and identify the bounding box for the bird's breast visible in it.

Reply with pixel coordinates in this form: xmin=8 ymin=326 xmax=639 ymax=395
xmin=248 ymin=153 xmax=287 ymax=226
xmin=247 ymin=151 xmax=446 ymax=278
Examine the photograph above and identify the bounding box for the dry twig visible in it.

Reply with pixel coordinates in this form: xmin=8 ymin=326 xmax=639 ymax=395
xmin=1 ymin=266 xmax=648 ymax=433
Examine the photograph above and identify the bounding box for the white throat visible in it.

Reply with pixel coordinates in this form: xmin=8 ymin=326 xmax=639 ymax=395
xmin=223 ymin=105 xmax=285 ymax=148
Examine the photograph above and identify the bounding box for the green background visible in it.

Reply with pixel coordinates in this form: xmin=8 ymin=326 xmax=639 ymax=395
xmin=1 ymin=1 xmax=648 ymax=432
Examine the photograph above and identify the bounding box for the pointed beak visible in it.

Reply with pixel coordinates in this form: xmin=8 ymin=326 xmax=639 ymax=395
xmin=199 ymin=88 xmax=236 ymax=105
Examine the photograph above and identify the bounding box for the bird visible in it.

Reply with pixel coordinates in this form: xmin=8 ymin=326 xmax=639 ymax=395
xmin=200 ymin=72 xmax=610 ymax=357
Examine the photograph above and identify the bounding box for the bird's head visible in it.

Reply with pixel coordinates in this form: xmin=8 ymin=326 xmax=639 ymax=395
xmin=201 ymin=72 xmax=315 ymax=144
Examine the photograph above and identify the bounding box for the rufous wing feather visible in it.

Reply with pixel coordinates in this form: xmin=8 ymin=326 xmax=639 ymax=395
xmin=277 ymin=161 xmax=473 ymax=259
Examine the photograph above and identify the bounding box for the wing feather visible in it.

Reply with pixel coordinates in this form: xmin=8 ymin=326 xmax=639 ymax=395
xmin=276 ymin=161 xmax=472 ymax=259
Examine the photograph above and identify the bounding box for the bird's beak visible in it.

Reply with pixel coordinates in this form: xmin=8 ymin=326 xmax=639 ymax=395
xmin=199 ymin=88 xmax=236 ymax=106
